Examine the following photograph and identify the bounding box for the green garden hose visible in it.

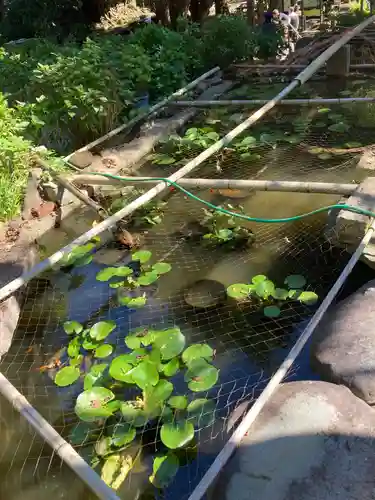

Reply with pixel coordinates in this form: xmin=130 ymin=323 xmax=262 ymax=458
xmin=80 ymin=171 xmax=375 ymax=224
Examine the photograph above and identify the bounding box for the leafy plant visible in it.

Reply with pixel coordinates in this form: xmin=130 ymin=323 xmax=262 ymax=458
xmin=53 ymin=321 xmax=219 ymax=490
xmin=96 ymin=250 xmax=171 ymax=309
xmin=227 ymin=274 xmax=319 ymax=317
xmin=109 ymin=197 xmax=167 ymax=227
xmin=201 ymin=204 xmax=255 ymax=248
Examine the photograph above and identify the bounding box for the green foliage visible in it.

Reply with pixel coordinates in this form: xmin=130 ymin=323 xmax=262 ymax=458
xmin=53 ymin=316 xmax=219 ymax=490
xmin=227 ymin=274 xmax=319 ymax=316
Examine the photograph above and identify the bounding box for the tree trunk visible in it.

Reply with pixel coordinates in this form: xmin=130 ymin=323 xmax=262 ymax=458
xmin=247 ymin=0 xmax=255 ymax=24
xmin=155 ymin=0 xmax=171 ymax=25
xmin=215 ymin=0 xmax=229 ymax=15
xmin=190 ymin=0 xmax=213 ymax=21
xmin=0 ymin=0 xmax=4 ymax=22
xmin=169 ymin=0 xmax=190 ymax=27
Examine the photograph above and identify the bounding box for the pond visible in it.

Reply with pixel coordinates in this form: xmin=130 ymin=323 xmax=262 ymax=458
xmin=2 ymin=76 xmax=375 ymax=500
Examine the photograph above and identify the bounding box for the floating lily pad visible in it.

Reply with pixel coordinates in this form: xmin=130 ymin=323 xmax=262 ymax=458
xmin=187 ymin=398 xmax=216 ymax=426
xmin=160 ymin=421 xmax=195 ymax=449
xmin=263 ymin=305 xmax=281 ymax=318
xmin=69 ymin=422 xmax=96 ymax=446
xmin=185 ymin=359 xmax=219 ymax=392
xmin=55 ymin=366 xmax=80 ymax=387
xmin=96 ymin=268 xmax=117 ymax=281
xmin=149 ymin=454 xmax=179 ymax=488
xmin=137 ymin=272 xmax=159 ymax=286
xmin=153 ymin=154 xmax=177 ymax=165
xmin=168 ymin=396 xmax=188 ymax=410
xmin=153 ymin=327 xmax=186 ymax=361
xmin=109 ymin=356 xmax=134 ymax=383
xmin=132 ymin=250 xmax=152 ymax=264
xmin=84 ymin=363 xmax=108 ymax=390
xmin=112 ymin=423 xmax=136 ymax=447
xmin=75 ymin=387 xmax=115 ymax=422
xmin=182 ymin=344 xmax=213 ymax=365
xmin=184 ymin=279 xmax=226 ymax=309
xmin=272 ymin=288 xmax=289 ymax=300
xmin=288 ymin=289 xmax=302 ymax=299
xmin=63 ymin=320 xmax=83 ymax=335
xmin=144 ymin=380 xmax=174 ymax=413
xmin=67 ymin=337 xmax=81 ymax=358
xmin=328 ymin=122 xmax=349 ymax=133
xmin=121 ymin=402 xmax=149 ymax=427
xmin=226 ymin=283 xmax=252 ymax=300
xmin=152 ymin=262 xmax=172 ymax=275
xmin=131 ymin=360 xmax=159 ymax=389
xmin=82 ymin=338 xmax=100 ymax=350
xmin=251 ymin=275 xmax=266 ymax=284
xmin=70 ymin=354 xmax=83 ymax=367
xmin=90 ymin=320 xmax=116 ymax=341
xmin=118 ymin=295 xmax=147 ymax=308
xmin=161 ymin=358 xmax=180 ymax=377
xmin=317 ymin=107 xmax=331 ymax=114
xmin=284 ymin=275 xmax=306 ymax=289
xmin=124 ymin=334 xmax=142 ymax=349
xmin=94 ymin=344 xmax=113 ymax=359
xmin=255 ymin=279 xmax=275 ymax=300
xmin=298 ymin=291 xmax=319 ymax=305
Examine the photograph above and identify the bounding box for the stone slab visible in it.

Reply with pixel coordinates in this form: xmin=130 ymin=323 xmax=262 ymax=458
xmin=326 ymin=44 xmax=350 ymax=77
xmin=211 ymin=380 xmax=375 ymax=500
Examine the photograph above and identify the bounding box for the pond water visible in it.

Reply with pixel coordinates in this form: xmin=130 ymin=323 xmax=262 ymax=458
xmin=2 ymin=78 xmax=375 ymax=499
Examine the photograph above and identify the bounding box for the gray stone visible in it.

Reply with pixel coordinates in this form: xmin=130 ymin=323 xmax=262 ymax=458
xmin=69 ymin=150 xmax=94 ymax=169
xmin=311 ymin=279 xmax=375 ymax=404
xmin=326 ymin=44 xmax=351 ymax=77
xmin=211 ymin=380 xmax=375 ymax=500
xmin=357 ymin=150 xmax=375 ymax=171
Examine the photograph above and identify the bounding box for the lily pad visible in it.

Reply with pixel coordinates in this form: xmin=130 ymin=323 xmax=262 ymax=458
xmin=109 ymin=356 xmax=134 ymax=383
xmin=152 ymin=262 xmax=172 ymax=275
xmin=70 ymin=354 xmax=83 ymax=367
xmin=137 ymin=272 xmax=159 ymax=286
xmin=67 ymin=337 xmax=81 ymax=358
xmin=317 ymin=107 xmax=331 ymax=113
xmin=125 ymin=334 xmax=142 ymax=349
xmin=118 ymin=295 xmax=147 ymax=308
xmin=75 ymin=387 xmax=115 ymax=422
xmin=94 ymin=344 xmax=113 ymax=359
xmin=161 ymin=358 xmax=180 ymax=377
xmin=255 ymin=279 xmax=275 ymax=300
xmin=328 ymin=122 xmax=349 ymax=133
xmin=160 ymin=421 xmax=195 ymax=449
xmin=121 ymin=402 xmax=149 ymax=427
xmin=131 ymin=360 xmax=159 ymax=389
xmin=69 ymin=422 xmax=96 ymax=446
xmin=112 ymin=423 xmax=136 ymax=447
xmin=144 ymin=380 xmax=174 ymax=413
xmin=96 ymin=267 xmax=117 ymax=281
xmin=90 ymin=320 xmax=116 ymax=341
xmin=272 ymin=288 xmax=289 ymax=300
xmin=149 ymin=454 xmax=179 ymax=488
xmin=55 ymin=366 xmax=80 ymax=387
xmin=185 ymin=359 xmax=219 ymax=392
xmin=298 ymin=291 xmax=319 ymax=305
xmin=84 ymin=363 xmax=108 ymax=390
xmin=182 ymin=344 xmax=213 ymax=365
xmin=63 ymin=320 xmax=83 ymax=335
xmin=153 ymin=154 xmax=177 ymax=165
xmin=226 ymin=283 xmax=252 ymax=300
xmin=284 ymin=275 xmax=306 ymax=289
xmin=153 ymin=327 xmax=186 ymax=361
xmin=168 ymin=396 xmax=188 ymax=410
xmin=82 ymin=338 xmax=100 ymax=350
xmin=251 ymin=275 xmax=267 ymax=284
xmin=131 ymin=250 xmax=152 ymax=264
xmin=263 ymin=305 xmax=281 ymax=318
xmin=187 ymin=398 xmax=216 ymax=426
xmin=288 ymin=289 xmax=302 ymax=299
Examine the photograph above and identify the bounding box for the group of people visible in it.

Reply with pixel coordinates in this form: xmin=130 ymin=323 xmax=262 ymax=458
xmin=263 ymin=5 xmax=301 ymax=54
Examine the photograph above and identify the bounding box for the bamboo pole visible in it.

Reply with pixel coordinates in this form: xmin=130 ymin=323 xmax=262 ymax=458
xmin=0 ymin=373 xmax=120 ymax=500
xmin=70 ymin=175 xmax=358 ymax=195
xmin=169 ymin=97 xmax=375 ymax=106
xmin=64 ymin=66 xmax=220 ymax=161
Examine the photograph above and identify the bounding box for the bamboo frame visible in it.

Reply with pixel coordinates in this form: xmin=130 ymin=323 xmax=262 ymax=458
xmin=170 ymin=97 xmax=375 ymax=107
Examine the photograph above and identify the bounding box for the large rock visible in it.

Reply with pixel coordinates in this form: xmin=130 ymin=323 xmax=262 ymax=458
xmin=211 ymin=381 xmax=375 ymax=500
xmin=311 ymin=280 xmax=375 ymax=405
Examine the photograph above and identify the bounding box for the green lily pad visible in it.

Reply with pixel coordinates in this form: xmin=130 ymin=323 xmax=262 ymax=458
xmin=272 ymin=288 xmax=289 ymax=300
xmin=153 ymin=154 xmax=177 ymax=165
xmin=284 ymin=275 xmax=306 ymax=289
xmin=94 ymin=344 xmax=113 ymax=359
xmin=152 ymin=262 xmax=172 ymax=275
xmin=101 ymin=454 xmax=120 ymax=487
xmin=82 ymin=338 xmax=100 ymax=350
xmin=137 ymin=272 xmax=159 ymax=286
xmin=63 ymin=320 xmax=83 ymax=335
xmin=144 ymin=380 xmax=174 ymax=413
xmin=255 ymin=279 xmax=275 ymax=300
xmin=160 ymin=421 xmax=195 ymax=449
xmin=70 ymin=354 xmax=83 ymax=367
xmin=96 ymin=267 xmax=117 ymax=281
xmin=95 ymin=436 xmax=113 ymax=457
xmin=263 ymin=305 xmax=281 ymax=318
xmin=112 ymin=423 xmax=136 ymax=447
xmin=328 ymin=122 xmax=349 ymax=133
xmin=67 ymin=337 xmax=81 ymax=358
xmin=69 ymin=422 xmax=96 ymax=446
xmin=161 ymin=357 xmax=180 ymax=377
xmin=185 ymin=359 xmax=219 ymax=392
xmin=75 ymin=387 xmax=115 ymax=422
xmin=149 ymin=454 xmax=179 ymax=488
xmin=55 ymin=366 xmax=80 ymax=387
xmin=251 ymin=275 xmax=267 ymax=284
xmin=121 ymin=402 xmax=149 ymax=427
xmin=109 ymin=281 xmax=125 ymax=289
xmin=298 ymin=291 xmax=319 ymax=305
xmin=109 ymin=356 xmax=134 ymax=383
xmin=153 ymin=327 xmax=186 ymax=361
xmin=118 ymin=295 xmax=147 ymax=308
xmin=74 ymin=254 xmax=93 ymax=267
xmin=182 ymin=344 xmax=213 ymax=365
xmin=226 ymin=283 xmax=252 ymax=300
xmin=131 ymin=360 xmax=159 ymax=389
xmin=132 ymin=250 xmax=152 ymax=264
xmin=90 ymin=320 xmax=116 ymax=341
xmin=124 ymin=334 xmax=142 ymax=349
xmin=288 ymin=289 xmax=302 ymax=299
xmin=187 ymin=398 xmax=216 ymax=426
xmin=84 ymin=363 xmax=108 ymax=390
xmin=168 ymin=396 xmax=188 ymax=410
xmin=317 ymin=107 xmax=331 ymax=113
